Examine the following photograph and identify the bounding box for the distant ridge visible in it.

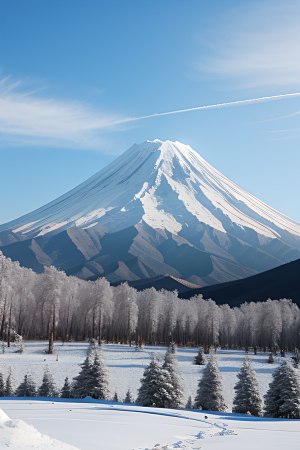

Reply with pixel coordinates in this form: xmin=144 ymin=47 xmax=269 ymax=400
xmin=178 ymin=258 xmax=300 ymax=307
xmin=109 ymin=274 xmax=202 ymax=293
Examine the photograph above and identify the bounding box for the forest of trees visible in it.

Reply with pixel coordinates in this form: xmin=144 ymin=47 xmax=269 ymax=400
xmin=2 ymin=340 xmax=300 ymax=419
xmin=1 ymin=251 xmax=300 ymax=353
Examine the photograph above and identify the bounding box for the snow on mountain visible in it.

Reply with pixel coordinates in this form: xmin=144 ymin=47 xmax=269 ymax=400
xmin=1 ymin=140 xmax=300 ymax=284
xmin=2 ymin=139 xmax=300 ymax=239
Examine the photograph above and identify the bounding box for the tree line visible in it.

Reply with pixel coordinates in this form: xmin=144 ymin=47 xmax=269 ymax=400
xmin=1 ymin=340 xmax=300 ymax=419
xmin=1 ymin=251 xmax=300 ymax=353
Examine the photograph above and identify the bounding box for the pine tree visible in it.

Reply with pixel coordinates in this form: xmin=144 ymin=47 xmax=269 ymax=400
xmin=113 ymin=392 xmax=119 ymax=402
xmin=194 ymin=348 xmax=206 ymax=365
xmin=0 ymin=373 xmax=5 ymax=397
xmin=72 ymin=356 xmax=92 ymax=398
xmin=60 ymin=377 xmax=72 ymax=398
xmin=87 ymin=338 xmax=97 ymax=358
xmin=5 ymin=369 xmax=14 ymax=397
xmin=232 ymin=357 xmax=263 ymax=416
xmin=38 ymin=368 xmax=57 ymax=397
xmin=15 ymin=374 xmax=37 ymax=397
xmin=194 ymin=356 xmax=226 ymax=412
xmin=124 ymin=389 xmax=133 ymax=403
xmin=162 ymin=350 xmax=184 ymax=408
xmin=264 ymin=361 xmax=300 ymax=418
xmin=136 ymin=357 xmax=174 ymax=408
xmin=185 ymin=396 xmax=193 ymax=409
xmin=89 ymin=353 xmax=109 ymax=400
xmin=168 ymin=342 xmax=177 ymax=354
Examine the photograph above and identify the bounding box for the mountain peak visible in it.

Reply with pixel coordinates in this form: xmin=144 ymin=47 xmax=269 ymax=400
xmin=1 ymin=139 xmax=300 ymax=241
xmin=1 ymin=139 xmax=300 ymax=285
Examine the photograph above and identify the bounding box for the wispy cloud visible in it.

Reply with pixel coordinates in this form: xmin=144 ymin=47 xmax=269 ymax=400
xmin=0 ymin=77 xmax=124 ymax=150
xmin=1 ymin=75 xmax=299 ymax=150
xmin=195 ymin=1 xmax=300 ymax=89
xmin=258 ymin=110 xmax=300 ymax=123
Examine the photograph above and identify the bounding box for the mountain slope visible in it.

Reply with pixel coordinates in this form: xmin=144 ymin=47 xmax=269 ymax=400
xmin=179 ymin=258 xmax=300 ymax=307
xmin=1 ymin=139 xmax=300 ymax=283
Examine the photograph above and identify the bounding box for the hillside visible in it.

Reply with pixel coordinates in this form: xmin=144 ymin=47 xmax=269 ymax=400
xmin=179 ymin=258 xmax=300 ymax=306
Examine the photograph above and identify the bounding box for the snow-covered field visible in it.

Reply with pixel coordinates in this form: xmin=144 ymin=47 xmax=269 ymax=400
xmin=1 ymin=398 xmax=300 ymax=450
xmin=0 ymin=342 xmax=299 ymax=449
xmin=0 ymin=341 xmax=286 ymax=408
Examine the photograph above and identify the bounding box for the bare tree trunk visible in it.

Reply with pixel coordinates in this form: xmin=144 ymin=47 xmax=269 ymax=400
xmin=127 ymin=311 xmax=131 ymax=347
xmin=98 ymin=309 xmax=102 ymax=345
xmin=7 ymin=303 xmax=12 ymax=347
xmin=48 ymin=306 xmax=54 ymax=354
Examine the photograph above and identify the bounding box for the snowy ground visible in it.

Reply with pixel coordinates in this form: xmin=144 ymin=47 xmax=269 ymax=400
xmin=1 ymin=398 xmax=300 ymax=450
xmin=1 ymin=343 xmax=299 ymax=450
xmin=0 ymin=341 xmax=287 ymax=408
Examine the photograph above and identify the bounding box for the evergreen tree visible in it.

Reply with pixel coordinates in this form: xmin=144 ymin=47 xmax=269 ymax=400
xmin=162 ymin=350 xmax=184 ymax=408
xmin=124 ymin=389 xmax=133 ymax=403
xmin=0 ymin=373 xmax=5 ymax=397
xmin=87 ymin=338 xmax=97 ymax=358
xmin=15 ymin=374 xmax=37 ymax=397
xmin=60 ymin=377 xmax=72 ymax=398
xmin=185 ymin=396 xmax=193 ymax=409
xmin=194 ymin=348 xmax=206 ymax=365
xmin=89 ymin=353 xmax=109 ymax=400
xmin=5 ymin=369 xmax=14 ymax=397
xmin=232 ymin=357 xmax=263 ymax=416
xmin=264 ymin=361 xmax=300 ymax=418
xmin=194 ymin=356 xmax=226 ymax=412
xmin=136 ymin=357 xmax=173 ymax=408
xmin=38 ymin=368 xmax=57 ymax=397
xmin=72 ymin=356 xmax=92 ymax=398
xmin=168 ymin=342 xmax=177 ymax=354
xmin=113 ymin=392 xmax=119 ymax=402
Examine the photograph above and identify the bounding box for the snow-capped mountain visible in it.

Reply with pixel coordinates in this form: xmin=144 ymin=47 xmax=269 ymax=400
xmin=1 ymin=140 xmax=300 ymax=285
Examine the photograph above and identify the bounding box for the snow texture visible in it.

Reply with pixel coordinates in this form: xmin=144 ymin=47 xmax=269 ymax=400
xmin=2 ymin=140 xmax=300 ymax=240
xmin=0 ymin=341 xmax=294 ymax=410
xmin=1 ymin=400 xmax=300 ymax=450
xmin=0 ymin=408 xmax=79 ymax=449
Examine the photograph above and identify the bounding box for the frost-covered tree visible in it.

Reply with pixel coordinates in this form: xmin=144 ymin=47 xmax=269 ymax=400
xmin=136 ymin=357 xmax=173 ymax=408
xmin=87 ymin=338 xmax=97 ymax=358
xmin=137 ymin=288 xmax=160 ymax=344
xmin=124 ymin=389 xmax=133 ymax=403
xmin=194 ymin=348 xmax=206 ymax=365
xmin=38 ymin=368 xmax=57 ymax=397
xmin=93 ymin=278 xmax=114 ymax=345
xmin=5 ymin=368 xmax=14 ymax=397
xmin=88 ymin=353 xmax=109 ymax=400
xmin=232 ymin=358 xmax=263 ymax=416
xmin=163 ymin=350 xmax=184 ymax=408
xmin=60 ymin=377 xmax=72 ymax=398
xmin=113 ymin=392 xmax=119 ymax=402
xmin=194 ymin=356 xmax=226 ymax=412
xmin=264 ymin=361 xmax=300 ymax=418
xmin=36 ymin=266 xmax=66 ymax=354
xmin=185 ymin=396 xmax=193 ymax=409
xmin=0 ymin=373 xmax=5 ymax=397
xmin=168 ymin=342 xmax=177 ymax=354
xmin=72 ymin=356 xmax=92 ymax=398
xmin=15 ymin=374 xmax=36 ymax=397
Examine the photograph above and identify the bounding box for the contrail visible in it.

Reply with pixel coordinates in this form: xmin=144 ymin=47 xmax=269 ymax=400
xmin=111 ymin=92 xmax=300 ymax=125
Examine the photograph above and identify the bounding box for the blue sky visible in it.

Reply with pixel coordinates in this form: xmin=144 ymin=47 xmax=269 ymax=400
xmin=0 ymin=0 xmax=299 ymax=223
